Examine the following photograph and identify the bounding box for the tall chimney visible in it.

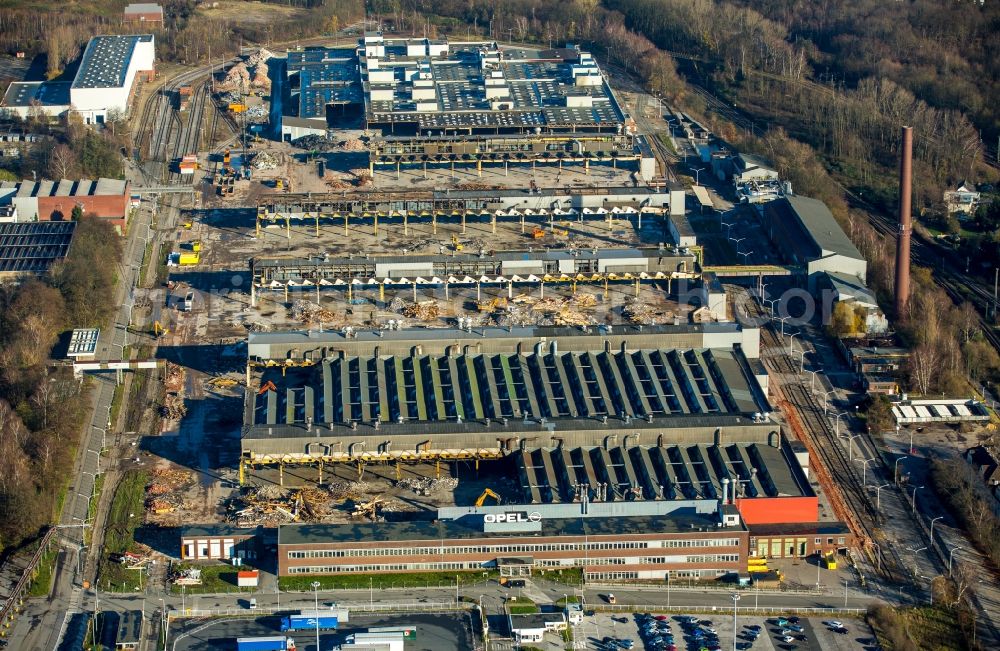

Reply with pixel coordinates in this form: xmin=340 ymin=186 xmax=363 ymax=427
xmin=894 ymin=126 xmax=913 ymax=317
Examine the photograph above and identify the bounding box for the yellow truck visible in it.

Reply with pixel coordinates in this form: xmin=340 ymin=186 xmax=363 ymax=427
xmin=178 ymin=252 xmax=200 ymax=266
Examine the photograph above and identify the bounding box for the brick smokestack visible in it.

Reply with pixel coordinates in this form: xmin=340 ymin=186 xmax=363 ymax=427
xmin=894 ymin=126 xmax=913 ymax=317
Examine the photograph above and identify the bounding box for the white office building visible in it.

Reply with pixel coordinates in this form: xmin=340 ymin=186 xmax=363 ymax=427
xmin=70 ymin=34 xmax=156 ymax=124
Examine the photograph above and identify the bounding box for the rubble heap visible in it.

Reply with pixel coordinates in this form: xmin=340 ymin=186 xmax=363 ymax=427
xmin=402 ymin=300 xmax=440 ymax=321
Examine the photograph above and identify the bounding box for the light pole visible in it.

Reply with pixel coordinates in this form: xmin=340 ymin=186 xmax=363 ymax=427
xmin=847 ymin=433 xmax=862 ymax=461
xmin=738 ymin=250 xmax=754 ymax=264
xmin=820 ymin=389 xmax=837 ymax=414
xmin=692 ymin=166 xmax=705 ymax=185
xmin=894 ymin=456 xmax=908 ymax=484
xmin=834 ymin=411 xmax=849 ymax=438
xmin=722 ymin=220 xmax=735 ymax=238
xmin=775 ymin=315 xmax=792 ymax=337
xmin=910 ymin=485 xmax=923 ymax=509
xmin=159 ymin=598 xmax=166 ymax=647
xmin=731 ymin=236 xmax=747 ymax=252
xmin=805 ymin=368 xmax=820 ymax=391
xmin=788 ymin=331 xmax=799 ymax=355
xmin=874 ymin=483 xmax=891 ymax=511
xmin=310 ymin=581 xmax=321 ymax=651
xmin=930 ymin=516 xmax=944 ymax=541
xmin=948 ymin=546 xmax=964 ymax=576
xmin=731 ymin=593 xmax=741 ymax=651
xmin=909 ymin=428 xmax=916 ymax=454
xmin=859 ymin=457 xmax=877 ymax=486
xmin=369 ymin=576 xmax=373 ymax=607
xmin=762 ymin=297 xmax=779 ymax=317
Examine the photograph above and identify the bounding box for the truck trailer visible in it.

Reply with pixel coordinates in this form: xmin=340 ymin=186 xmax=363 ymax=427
xmin=279 ymin=610 xmax=343 ymax=632
xmin=236 ymin=636 xmax=296 ymax=651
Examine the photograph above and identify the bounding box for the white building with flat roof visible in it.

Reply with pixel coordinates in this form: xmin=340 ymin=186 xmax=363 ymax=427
xmin=71 ymin=34 xmax=156 ymax=124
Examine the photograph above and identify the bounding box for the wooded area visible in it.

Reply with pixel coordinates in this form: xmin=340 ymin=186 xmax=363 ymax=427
xmin=0 ymin=216 xmax=121 ymax=551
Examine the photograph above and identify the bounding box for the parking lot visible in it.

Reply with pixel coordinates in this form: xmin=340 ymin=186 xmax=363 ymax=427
xmin=170 ymin=610 xmax=478 ymax=651
xmin=569 ymin=611 xmax=879 ymax=651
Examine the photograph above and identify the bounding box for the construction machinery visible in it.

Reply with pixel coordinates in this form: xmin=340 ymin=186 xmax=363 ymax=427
xmin=182 ymin=221 xmax=193 ymax=229
xmin=191 ymin=240 xmax=202 ymax=252
xmin=476 ymin=297 xmax=508 ymax=313
xmin=258 ymin=380 xmax=277 ymax=395
xmin=451 ymin=235 xmax=464 ymax=251
xmin=275 ymin=178 xmax=284 ymax=191
xmin=208 ymin=376 xmax=239 ymax=389
xmin=530 ymin=226 xmax=545 ymax=239
xmin=153 ymin=321 xmax=169 ymax=338
xmin=474 ymin=488 xmax=502 ymax=507
xmin=223 ymin=149 xmax=232 ymax=166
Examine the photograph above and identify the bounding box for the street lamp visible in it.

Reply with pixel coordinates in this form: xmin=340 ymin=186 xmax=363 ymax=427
xmin=874 ymin=483 xmax=892 ymax=511
xmin=910 ymin=485 xmax=923 ymax=510
xmin=930 ymin=516 xmax=944 ymax=541
xmin=820 ymin=389 xmax=837 ymax=414
xmin=834 ymin=411 xmax=849 ymax=438
xmin=847 ymin=433 xmax=862 ymax=461
xmin=692 ymin=166 xmax=705 ymax=185
xmin=805 ymin=368 xmax=821 ymax=391
xmin=859 ymin=457 xmax=877 ymax=486
xmin=722 ymin=220 xmax=736 ymax=237
xmin=731 ymin=593 xmax=741 ymax=651
xmin=774 ymin=315 xmax=792 ymax=337
xmin=311 ymin=581 xmax=321 ymax=651
xmin=908 ymin=427 xmax=916 ymax=454
xmin=738 ymin=250 xmax=754 ymax=263
xmin=762 ymin=297 xmax=780 ymax=317
xmin=894 ymin=456 xmax=909 ymax=484
xmin=948 ymin=546 xmax=964 ymax=575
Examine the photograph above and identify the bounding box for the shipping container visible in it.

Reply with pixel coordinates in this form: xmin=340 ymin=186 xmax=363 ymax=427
xmin=280 ymin=613 xmax=339 ymax=632
xmin=236 ymin=636 xmax=296 ymax=651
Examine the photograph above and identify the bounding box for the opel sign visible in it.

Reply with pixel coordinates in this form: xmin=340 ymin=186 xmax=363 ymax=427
xmin=484 ymin=511 xmax=542 ymax=524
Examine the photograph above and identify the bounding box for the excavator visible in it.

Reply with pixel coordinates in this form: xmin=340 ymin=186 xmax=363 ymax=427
xmin=451 ymin=235 xmax=464 ymax=251
xmin=258 ymin=380 xmax=277 ymax=395
xmin=475 ymin=488 xmax=502 ymax=507
xmin=153 ymin=321 xmax=169 ymax=338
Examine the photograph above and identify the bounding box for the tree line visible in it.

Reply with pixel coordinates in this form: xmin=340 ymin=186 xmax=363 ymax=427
xmin=0 ymin=215 xmax=121 ymax=551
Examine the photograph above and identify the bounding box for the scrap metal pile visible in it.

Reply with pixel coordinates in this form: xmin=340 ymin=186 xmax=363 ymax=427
xmin=227 ymin=484 xmax=356 ymax=527
xmin=394 ymin=476 xmax=458 ymax=496
xmin=161 ymin=362 xmax=187 ymax=420
xmin=290 ymin=299 xmax=344 ymax=328
xmin=623 ymin=298 xmax=676 ymax=325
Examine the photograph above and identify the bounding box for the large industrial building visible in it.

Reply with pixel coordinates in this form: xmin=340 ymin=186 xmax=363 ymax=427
xmin=285 ymin=35 xmax=655 ymax=180
xmin=241 ymin=325 xmax=769 ymax=466
xmin=0 ymin=178 xmax=132 ymax=232
xmin=1 ymin=35 xmax=154 ymax=123
xmin=761 ymin=196 xmax=866 ymax=289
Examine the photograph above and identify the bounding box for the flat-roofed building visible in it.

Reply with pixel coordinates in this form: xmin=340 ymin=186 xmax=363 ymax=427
xmin=0 ymin=82 xmax=71 ymax=119
xmin=278 ymin=507 xmax=748 ymax=582
xmin=71 ymin=35 xmax=155 ymax=124
xmin=123 ymin=3 xmax=164 ymax=25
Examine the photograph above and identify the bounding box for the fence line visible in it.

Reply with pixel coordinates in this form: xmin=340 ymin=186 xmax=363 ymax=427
xmin=590 ymin=604 xmax=866 ymax=616
xmin=166 ymin=601 xmax=466 ymax=619
xmin=586 ymin=581 xmax=823 ymax=595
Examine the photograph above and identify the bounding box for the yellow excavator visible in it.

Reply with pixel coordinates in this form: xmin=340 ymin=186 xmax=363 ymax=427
xmin=153 ymin=321 xmax=169 ymax=338
xmin=475 ymin=488 xmax=502 ymax=507
xmin=451 ymin=235 xmax=464 ymax=251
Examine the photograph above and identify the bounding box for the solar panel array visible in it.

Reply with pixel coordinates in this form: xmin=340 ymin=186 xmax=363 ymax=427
xmin=73 ymin=35 xmax=152 ymax=89
xmin=0 ymin=221 xmax=76 ymax=274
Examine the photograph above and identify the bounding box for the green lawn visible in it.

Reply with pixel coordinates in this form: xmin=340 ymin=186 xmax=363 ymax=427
xmin=169 ymin=563 xmax=256 ymax=594
xmin=507 ymin=598 xmax=539 ymax=615
xmin=539 ymin=567 xmax=583 ymax=586
xmin=27 ymin=548 xmax=58 ymax=598
xmin=279 ymin=569 xmax=498 ymax=592
xmin=869 ymin=604 xmax=969 ymax=651
xmin=98 ymin=470 xmax=149 ymax=592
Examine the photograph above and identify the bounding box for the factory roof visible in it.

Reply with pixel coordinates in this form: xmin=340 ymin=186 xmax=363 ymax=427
xmin=73 ymin=35 xmax=154 ymax=89
xmin=510 ymin=613 xmax=566 ymax=631
xmin=771 ymin=196 xmax=863 ymax=261
xmin=513 ymin=443 xmax=812 ymax=505
xmin=0 ymin=221 xmax=76 ymax=275
xmin=1 ymin=81 xmax=71 ymax=109
xmin=0 ymin=178 xmax=128 ymax=198
xmin=748 ymin=521 xmax=850 ymax=537
xmin=246 ymin=346 xmax=771 ymax=438
xmin=124 ymin=3 xmax=163 ymax=16
xmin=278 ymin=508 xmax=739 ymax=545
xmin=821 ymin=272 xmax=878 ymax=308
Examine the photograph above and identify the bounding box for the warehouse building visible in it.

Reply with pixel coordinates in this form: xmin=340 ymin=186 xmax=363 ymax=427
xmin=71 ymin=34 xmax=155 ymax=124
xmin=242 ymin=328 xmax=772 ymax=463
xmin=286 ymin=36 xmax=655 ymax=179
xmin=761 ymin=195 xmax=866 ymax=289
xmin=0 ymin=35 xmax=154 ymax=124
xmin=0 ymin=178 xmax=132 ymax=232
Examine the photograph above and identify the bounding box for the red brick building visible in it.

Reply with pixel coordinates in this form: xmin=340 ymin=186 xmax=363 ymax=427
xmin=277 ymin=510 xmax=749 ymax=582
xmin=0 ymin=178 xmax=131 ymax=233
xmin=123 ymin=3 xmax=164 ymax=26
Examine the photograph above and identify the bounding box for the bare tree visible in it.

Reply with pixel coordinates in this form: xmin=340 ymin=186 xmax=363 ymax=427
xmin=909 ymin=342 xmax=940 ymax=395
xmin=47 ymin=143 xmax=77 ymax=180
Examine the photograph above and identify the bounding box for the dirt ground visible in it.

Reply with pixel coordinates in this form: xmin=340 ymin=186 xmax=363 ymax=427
xmin=198 ymin=0 xmax=307 ymax=24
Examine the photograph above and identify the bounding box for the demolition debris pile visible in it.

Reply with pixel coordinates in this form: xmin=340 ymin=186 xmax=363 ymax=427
xmin=623 ymin=299 xmax=675 ymax=325
xmin=161 ymin=362 xmax=187 ymax=420
xmin=395 ymin=476 xmax=458 ymax=496
xmin=290 ymin=299 xmax=343 ymax=327
xmin=492 ymin=293 xmax=598 ymax=327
